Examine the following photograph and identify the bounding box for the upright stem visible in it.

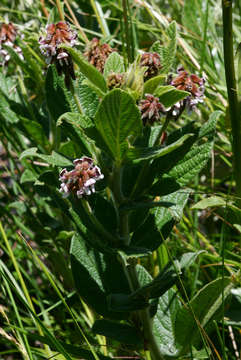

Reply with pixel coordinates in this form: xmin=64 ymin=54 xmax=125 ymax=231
xmin=222 ymin=0 xmax=241 ymax=202
xmin=113 ymin=161 xmax=163 ymax=359
xmin=122 ymin=0 xmax=132 ymax=64
xmin=56 ymin=0 xmax=65 ymax=21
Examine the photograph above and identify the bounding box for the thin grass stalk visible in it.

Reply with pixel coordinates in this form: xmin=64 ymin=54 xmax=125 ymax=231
xmin=222 ymin=0 xmax=241 ymax=203
xmin=90 ymin=0 xmax=110 ymax=37
xmin=20 ymin=234 xmax=100 ymax=360
xmin=56 ymin=0 xmax=65 ymax=21
xmin=126 ymin=0 xmax=135 ymax=62
xmin=63 ymin=0 xmax=89 ymax=44
xmin=0 ymin=221 xmax=52 ymax=358
xmin=200 ymin=0 xmax=209 ymax=73
xmin=1 ymin=277 xmax=33 ymax=360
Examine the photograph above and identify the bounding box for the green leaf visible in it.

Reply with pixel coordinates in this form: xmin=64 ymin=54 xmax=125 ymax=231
xmin=143 ymin=75 xmax=166 ymax=95
xmin=178 ymin=251 xmax=205 ymax=269
xmin=191 ymin=196 xmax=226 ymax=210
xmin=57 ymin=112 xmax=96 ymax=156
xmin=20 ymin=147 xmax=72 ymax=166
xmin=168 ymin=111 xmax=220 ymax=186
xmin=5 ymin=42 xmax=44 ymax=91
xmin=20 ymin=147 xmax=38 ymax=160
xmin=57 ymin=112 xmax=93 ymax=128
xmin=152 ymin=288 xmax=182 ymax=357
xmin=0 ymin=73 xmax=21 ymax=103
xmin=92 ymin=320 xmax=142 ymax=345
xmin=151 ymin=22 xmax=177 ymax=74
xmin=20 ymin=42 xmax=44 ymax=87
xmin=20 ymin=116 xmax=49 ymax=149
xmin=94 ymin=89 xmax=142 ymax=161
xmin=37 ymin=152 xmax=72 ymax=167
xmin=107 ymin=293 xmax=148 ymax=312
xmin=131 ymin=190 xmax=190 ymax=251
xmin=149 ymin=175 xmax=180 ymax=196
xmin=175 ymin=277 xmax=233 ymax=351
xmin=0 ymin=92 xmax=19 ymax=124
xmin=70 ymin=233 xmax=130 ymax=318
xmin=20 ymin=169 xmax=38 ymax=184
xmin=103 ymin=52 xmax=125 ymax=78
xmin=60 ymin=45 xmax=107 ymax=93
xmin=76 ymin=83 xmax=99 ymax=117
xmin=155 ymin=85 xmax=189 ymax=108
xmin=45 ymin=65 xmax=72 ymax=121
xmin=161 ymin=21 xmax=177 ymax=73
xmin=131 ymin=252 xmax=204 ymax=301
xmin=126 ymin=134 xmax=193 ymax=163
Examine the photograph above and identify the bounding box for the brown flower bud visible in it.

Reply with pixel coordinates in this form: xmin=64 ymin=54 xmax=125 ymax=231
xmin=168 ymin=67 xmax=205 ymax=117
xmin=59 ymin=157 xmax=104 ymax=199
xmin=138 ymin=94 xmax=165 ymax=126
xmin=140 ymin=52 xmax=162 ymax=80
xmin=39 ymin=22 xmax=77 ymax=87
xmin=84 ymin=37 xmax=116 ymax=73
xmin=0 ymin=22 xmax=23 ymax=66
xmin=107 ymin=72 xmax=124 ymax=89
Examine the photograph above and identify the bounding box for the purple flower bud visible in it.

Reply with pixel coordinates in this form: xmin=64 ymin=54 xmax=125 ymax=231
xmin=0 ymin=22 xmax=23 ymax=66
xmin=59 ymin=157 xmax=104 ymax=199
xmin=39 ymin=21 xmax=78 ymax=87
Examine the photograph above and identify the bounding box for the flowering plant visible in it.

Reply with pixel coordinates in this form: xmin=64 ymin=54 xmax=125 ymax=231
xmin=20 ymin=18 xmax=224 ymax=360
xmin=0 ymin=6 xmax=234 ymax=360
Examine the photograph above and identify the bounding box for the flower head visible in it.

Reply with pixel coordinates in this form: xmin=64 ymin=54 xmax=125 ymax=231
xmin=107 ymin=72 xmax=124 ymax=89
xmin=139 ymin=94 xmax=165 ymax=126
xmin=84 ymin=37 xmax=116 ymax=73
xmin=59 ymin=157 xmax=104 ymax=199
xmin=169 ymin=66 xmax=205 ymax=117
xmin=39 ymin=22 xmax=77 ymax=87
xmin=0 ymin=22 xmax=23 ymax=66
xmin=140 ymin=52 xmax=162 ymax=80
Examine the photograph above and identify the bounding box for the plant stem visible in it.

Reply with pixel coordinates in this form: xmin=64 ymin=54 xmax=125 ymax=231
xmin=81 ymin=198 xmax=117 ymax=245
xmin=222 ymin=0 xmax=241 ymax=203
xmin=122 ymin=0 xmax=132 ymax=64
xmin=56 ymin=0 xmax=65 ymax=21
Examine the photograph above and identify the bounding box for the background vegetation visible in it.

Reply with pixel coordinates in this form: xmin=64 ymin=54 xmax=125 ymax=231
xmin=0 ymin=0 xmax=241 ymax=359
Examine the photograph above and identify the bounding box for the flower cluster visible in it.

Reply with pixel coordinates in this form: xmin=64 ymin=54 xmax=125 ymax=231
xmin=107 ymin=72 xmax=124 ymax=89
xmin=0 ymin=22 xmax=23 ymax=66
xmin=39 ymin=22 xmax=77 ymax=86
xmin=140 ymin=52 xmax=162 ymax=80
xmin=84 ymin=37 xmax=116 ymax=73
xmin=59 ymin=157 xmax=104 ymax=199
xmin=169 ymin=66 xmax=205 ymax=117
xmin=138 ymin=94 xmax=165 ymax=126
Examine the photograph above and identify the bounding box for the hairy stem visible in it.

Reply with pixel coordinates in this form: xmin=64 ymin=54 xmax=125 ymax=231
xmin=222 ymin=0 xmax=241 ymax=203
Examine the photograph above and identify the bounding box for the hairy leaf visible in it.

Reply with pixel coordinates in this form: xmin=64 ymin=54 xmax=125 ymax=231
xmin=92 ymin=320 xmax=142 ymax=345
xmin=94 ymin=89 xmax=142 ymax=161
xmin=175 ymin=277 xmax=233 ymax=351
xmin=103 ymin=52 xmax=125 ymax=78
xmin=70 ymin=233 xmax=130 ymax=318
